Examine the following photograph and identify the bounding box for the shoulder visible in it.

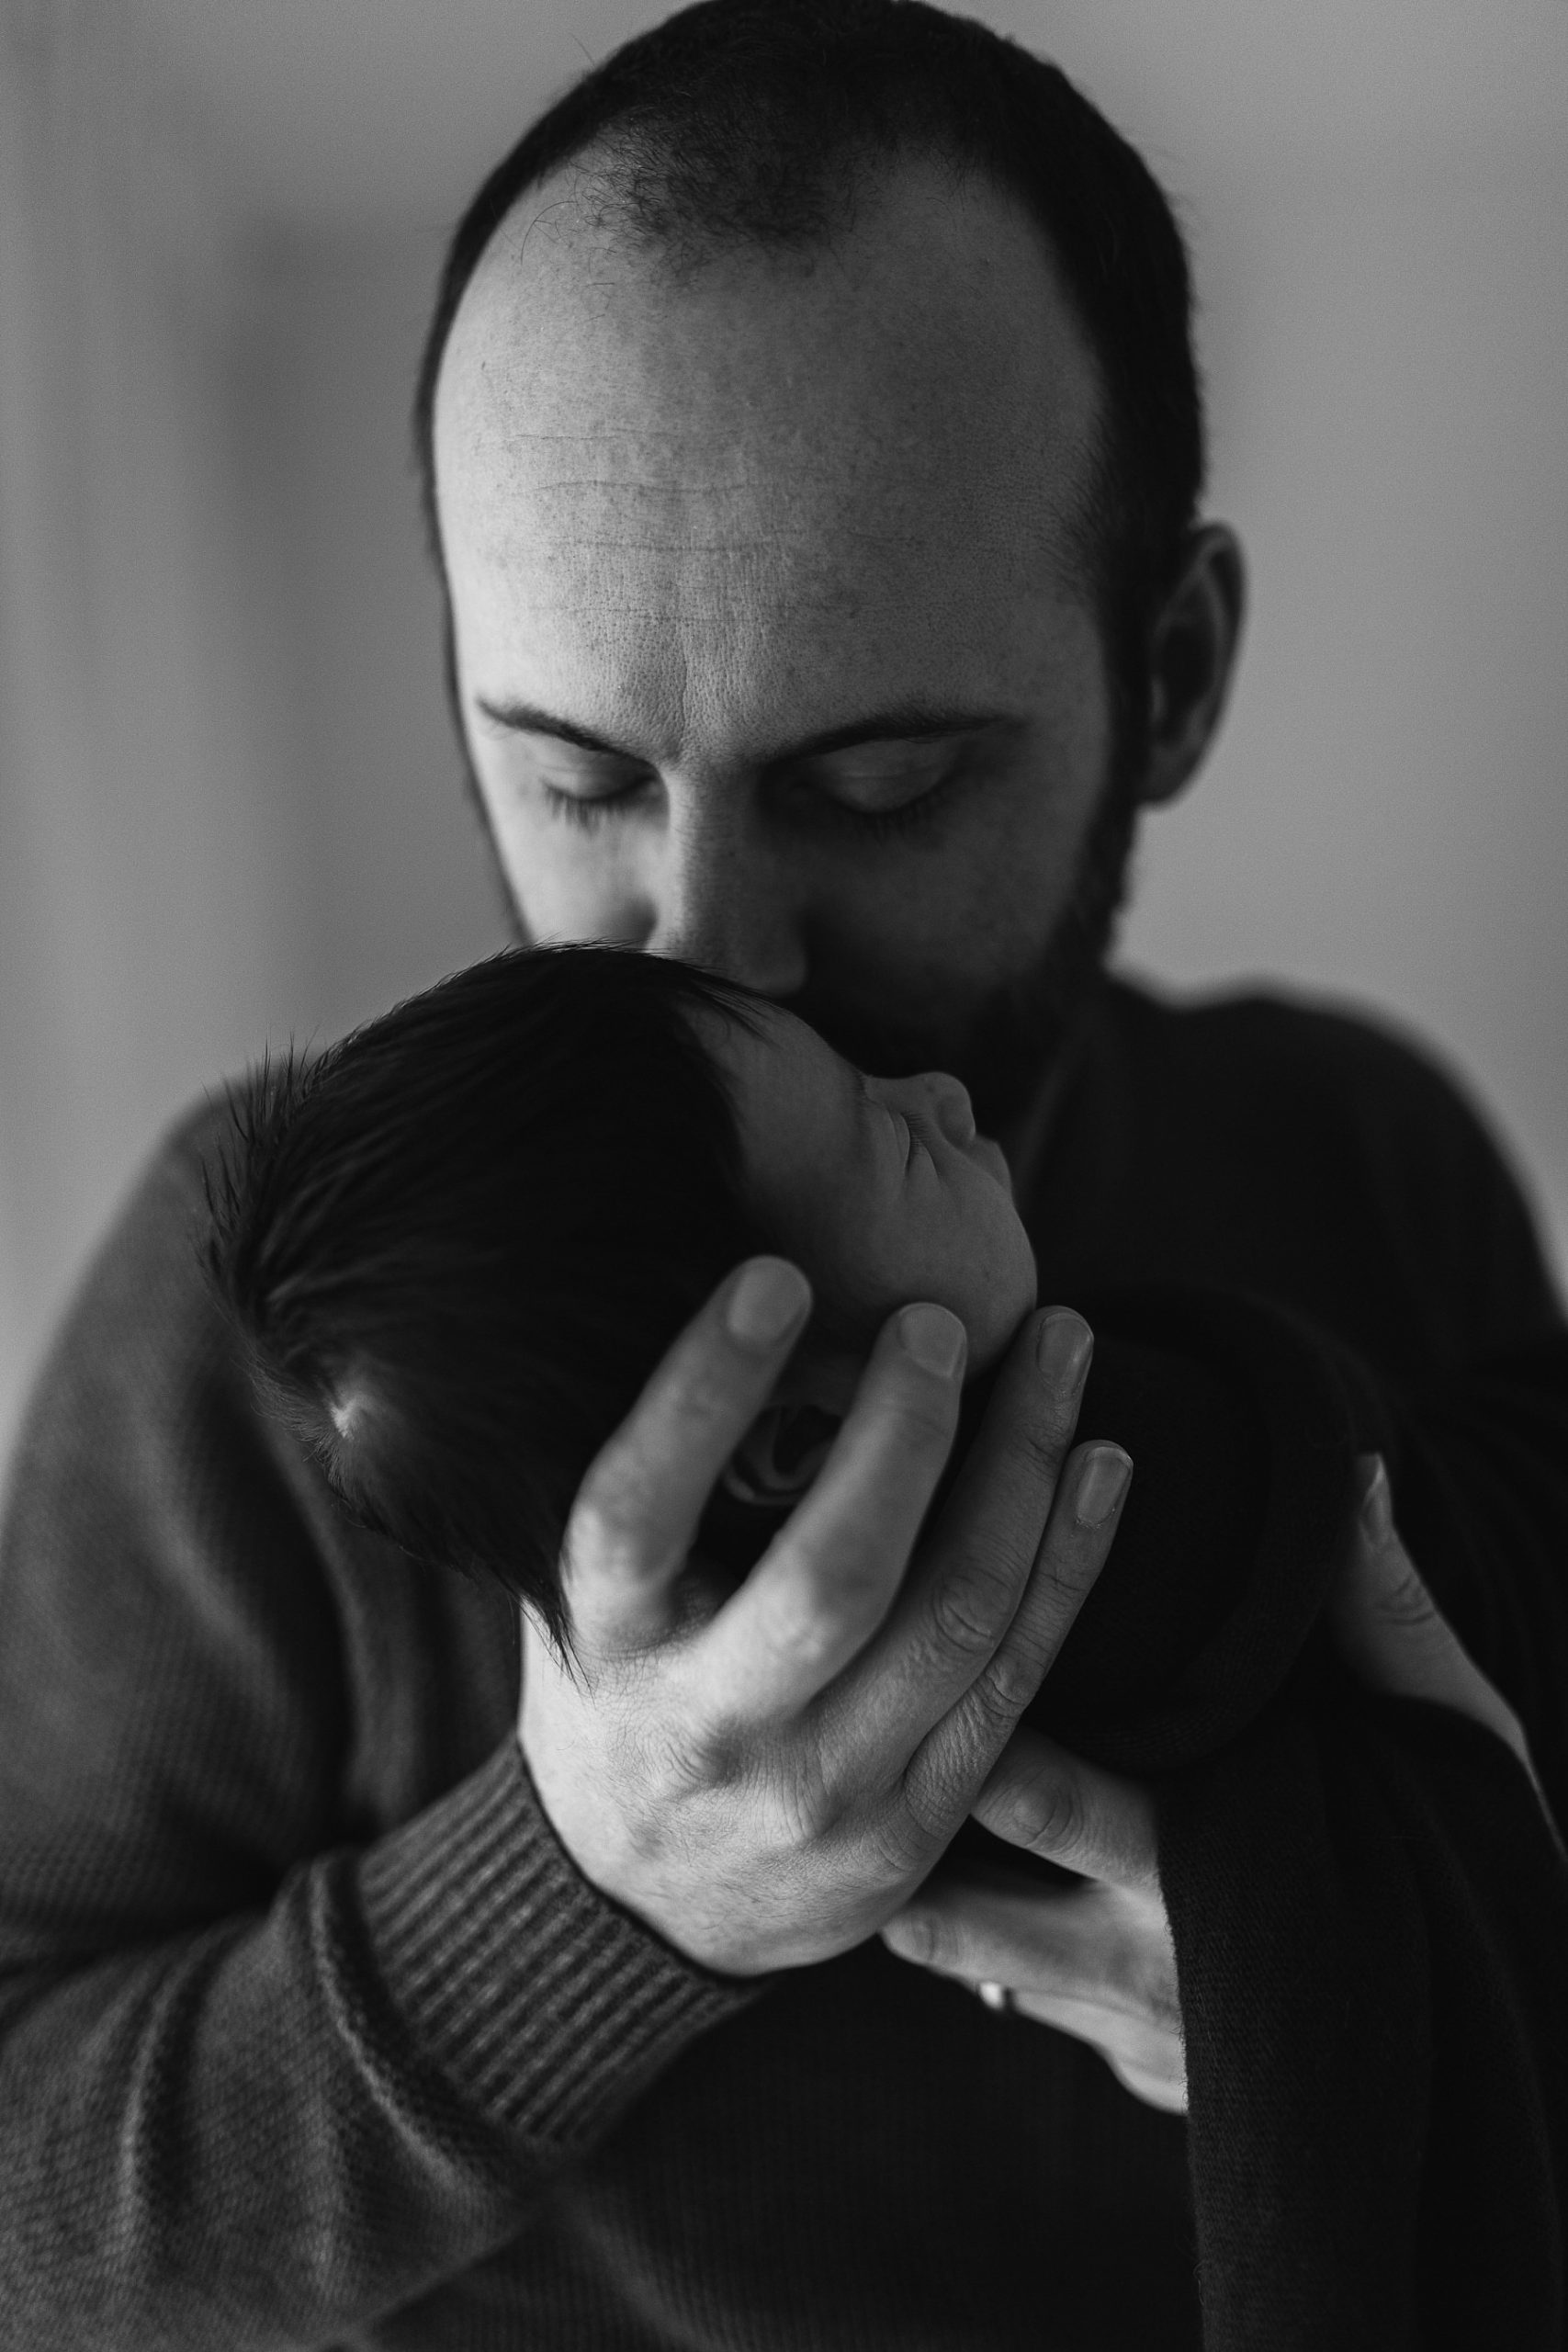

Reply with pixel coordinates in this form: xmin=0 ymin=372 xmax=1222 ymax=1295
xmin=1108 ymin=973 xmax=1480 ymax=1119
xmin=1106 ymin=974 xmax=1521 ymax=1174
xmin=0 ymin=1077 xmax=332 ymax=1620
xmin=1100 ymin=973 xmax=1561 ymax=1348
xmin=28 ymin=1088 xmax=251 ymax=1403
xmin=7 ymin=1082 xmax=286 ymax=1518
xmin=5 ymin=1087 xmax=517 ymax=1836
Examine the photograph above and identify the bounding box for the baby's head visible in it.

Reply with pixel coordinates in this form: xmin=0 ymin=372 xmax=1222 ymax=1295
xmin=209 ymin=946 xmax=1036 ymax=1641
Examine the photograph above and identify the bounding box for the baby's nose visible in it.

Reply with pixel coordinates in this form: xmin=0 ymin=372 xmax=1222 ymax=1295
xmin=919 ymin=1072 xmax=977 ymax=1150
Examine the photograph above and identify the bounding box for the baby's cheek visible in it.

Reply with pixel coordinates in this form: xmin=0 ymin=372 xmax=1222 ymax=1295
xmin=766 ymin=1170 xmax=1033 ymax=1366
xmin=829 ymin=1214 xmax=1021 ymax=1361
xmin=950 ymin=1200 xmax=1038 ymax=1373
xmin=804 ymin=1225 xmax=938 ymax=1334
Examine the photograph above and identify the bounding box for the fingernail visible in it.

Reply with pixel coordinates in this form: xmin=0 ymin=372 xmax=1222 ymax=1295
xmin=1037 ymin=1308 xmax=1093 ymax=1392
xmin=898 ymin=1303 xmax=967 ymax=1380
xmin=728 ymin=1259 xmax=811 ymax=1350
xmin=1360 ymin=1454 xmax=1392 ymax=1544
xmin=1075 ymin=1445 xmax=1132 ymax=1528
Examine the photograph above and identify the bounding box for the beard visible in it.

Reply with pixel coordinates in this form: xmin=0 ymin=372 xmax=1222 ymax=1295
xmin=781 ymin=753 xmax=1141 ymax=1135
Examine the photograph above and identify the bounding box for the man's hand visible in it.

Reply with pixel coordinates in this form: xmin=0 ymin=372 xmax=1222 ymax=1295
xmin=1330 ymin=1453 xmax=1562 ymax=1850
xmin=517 ymin=1261 xmax=1133 ymax=1976
xmin=880 ymin=1730 xmax=1187 ymax=2111
xmin=880 ymin=1449 xmax=1559 ymax=2113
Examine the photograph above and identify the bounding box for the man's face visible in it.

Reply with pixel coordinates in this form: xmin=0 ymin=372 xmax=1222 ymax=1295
xmin=434 ymin=156 xmax=1122 ymax=1128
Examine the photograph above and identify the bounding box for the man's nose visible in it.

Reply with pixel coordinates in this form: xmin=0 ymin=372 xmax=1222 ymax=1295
xmin=643 ymin=796 xmax=807 ymax=997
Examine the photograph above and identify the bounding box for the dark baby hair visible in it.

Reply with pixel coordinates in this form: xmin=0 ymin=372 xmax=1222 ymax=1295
xmin=412 ymin=0 xmax=1205 ymax=706
xmin=207 ymin=946 xmax=769 ymax=1645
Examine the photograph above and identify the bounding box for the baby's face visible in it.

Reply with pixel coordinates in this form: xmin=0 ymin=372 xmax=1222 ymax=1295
xmin=703 ymin=1001 xmax=1038 ymax=1376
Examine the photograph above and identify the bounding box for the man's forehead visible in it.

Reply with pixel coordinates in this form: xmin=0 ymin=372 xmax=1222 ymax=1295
xmin=433 ymin=153 xmax=1104 ymax=593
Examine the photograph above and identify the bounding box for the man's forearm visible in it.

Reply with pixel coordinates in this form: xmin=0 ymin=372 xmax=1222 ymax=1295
xmin=0 ymin=1741 xmax=749 ymax=2348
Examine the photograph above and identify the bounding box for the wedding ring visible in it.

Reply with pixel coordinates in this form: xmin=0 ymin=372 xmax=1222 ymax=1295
xmin=976 ymin=1980 xmax=1013 ymax=2013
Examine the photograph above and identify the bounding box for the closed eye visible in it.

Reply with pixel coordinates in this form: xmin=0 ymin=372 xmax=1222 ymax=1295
xmin=540 ymin=775 xmax=655 ymax=831
xmin=862 ymin=1078 xmax=914 ymax=1171
xmin=795 ymin=742 xmax=964 ymax=842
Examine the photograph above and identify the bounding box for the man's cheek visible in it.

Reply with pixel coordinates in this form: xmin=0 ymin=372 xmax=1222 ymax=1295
xmin=501 ymin=824 xmax=648 ymax=946
xmin=817 ymin=890 xmax=1034 ymax=1010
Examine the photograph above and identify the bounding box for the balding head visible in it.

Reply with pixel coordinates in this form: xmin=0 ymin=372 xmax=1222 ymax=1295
xmin=415 ymin=5 xmax=1241 ymax=1124
xmin=435 ymin=154 xmax=1105 ymax=768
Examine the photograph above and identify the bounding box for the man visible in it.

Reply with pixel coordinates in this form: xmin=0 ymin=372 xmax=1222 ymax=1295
xmin=0 ymin=4 xmax=1562 ymax=2346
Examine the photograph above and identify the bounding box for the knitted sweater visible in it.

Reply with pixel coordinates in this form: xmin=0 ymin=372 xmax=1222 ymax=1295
xmin=1 ymin=978 xmax=1563 ymax=2349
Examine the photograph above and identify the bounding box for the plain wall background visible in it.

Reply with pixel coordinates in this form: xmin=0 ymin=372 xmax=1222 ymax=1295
xmin=2 ymin=0 xmax=1564 ymax=1457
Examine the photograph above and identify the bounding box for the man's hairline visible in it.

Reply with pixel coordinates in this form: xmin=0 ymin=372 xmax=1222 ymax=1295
xmin=423 ymin=137 xmax=1122 ymax=641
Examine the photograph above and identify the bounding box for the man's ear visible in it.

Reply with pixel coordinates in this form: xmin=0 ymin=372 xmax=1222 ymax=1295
xmin=1137 ymin=523 xmax=1247 ymax=809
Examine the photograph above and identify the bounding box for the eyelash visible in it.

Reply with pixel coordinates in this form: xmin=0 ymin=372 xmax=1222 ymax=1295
xmin=873 ymin=1096 xmax=930 ymax=1175
xmin=538 ymin=771 xmax=959 ymax=842
xmin=540 ymin=783 xmax=645 ymax=831
xmin=823 ymin=777 xmax=956 ymax=843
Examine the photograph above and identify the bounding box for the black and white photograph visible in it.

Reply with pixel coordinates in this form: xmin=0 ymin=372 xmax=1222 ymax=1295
xmin=2 ymin=3 xmax=1566 ymax=2344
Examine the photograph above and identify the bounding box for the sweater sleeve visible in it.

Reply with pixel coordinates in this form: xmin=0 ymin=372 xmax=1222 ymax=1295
xmin=0 ymin=1113 xmax=753 ymax=2348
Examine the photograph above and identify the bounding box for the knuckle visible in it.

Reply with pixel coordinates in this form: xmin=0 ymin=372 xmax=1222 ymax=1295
xmin=900 ymin=1752 xmax=967 ymax=1845
xmin=927 ymin=1545 xmax=1021 ymax=1663
xmin=674 ymin=1707 xmax=748 ymax=1792
xmin=866 ymin=1807 xmax=928 ymax=1884
xmin=566 ymin=1486 xmax=641 ymax=1578
xmin=1021 ymin=1407 xmax=1076 ymax=1473
xmin=929 ymin=1577 xmax=1001 ymax=1664
xmin=758 ymin=1555 xmax=888 ymax=1672
xmin=808 ymin=1544 xmax=896 ymax=1633
xmin=888 ymin=1905 xmax=963 ymax=1972
xmin=886 ymin=1388 xmax=964 ymax=1457
xmin=1376 ymin=1560 xmax=1438 ymax=1629
xmin=757 ymin=1600 xmax=842 ymax=1678
xmin=884 ymin=1909 xmax=935 ymax=1964
xmin=687 ymin=1356 xmax=766 ymax=1434
xmin=972 ymin=1641 xmax=1046 ymax=1729
xmin=1008 ymin=1765 xmax=1088 ymax=1864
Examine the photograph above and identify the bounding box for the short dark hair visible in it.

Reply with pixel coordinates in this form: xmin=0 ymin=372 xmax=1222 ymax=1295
xmin=206 ymin=947 xmax=768 ymax=1645
xmin=412 ymin=0 xmax=1205 ymax=694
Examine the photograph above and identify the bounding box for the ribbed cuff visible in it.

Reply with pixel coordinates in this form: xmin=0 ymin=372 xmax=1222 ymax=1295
xmin=356 ymin=1739 xmax=759 ymax=2153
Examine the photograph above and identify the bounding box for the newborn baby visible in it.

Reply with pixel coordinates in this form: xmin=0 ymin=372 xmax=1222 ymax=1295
xmin=210 ymin=948 xmax=1568 ymax=2344
xmin=209 ymin=944 xmax=1037 ymax=1644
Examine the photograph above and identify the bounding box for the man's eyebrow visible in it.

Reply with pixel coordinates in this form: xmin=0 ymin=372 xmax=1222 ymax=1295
xmin=776 ymin=706 xmax=1012 ymax=760
xmin=474 ymin=699 xmax=624 ymax=756
xmin=472 ymin=697 xmax=1012 ymax=763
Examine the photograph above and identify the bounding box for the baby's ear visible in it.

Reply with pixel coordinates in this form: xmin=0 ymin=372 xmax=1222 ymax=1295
xmin=718 ymin=1330 xmax=861 ymax=1510
xmin=769 ymin=1331 xmax=865 ymax=1419
xmin=723 ymin=1402 xmax=841 ymax=1509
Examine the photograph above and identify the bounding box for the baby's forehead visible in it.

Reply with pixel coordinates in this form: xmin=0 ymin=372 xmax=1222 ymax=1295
xmin=747 ymin=1000 xmax=857 ymax=1080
